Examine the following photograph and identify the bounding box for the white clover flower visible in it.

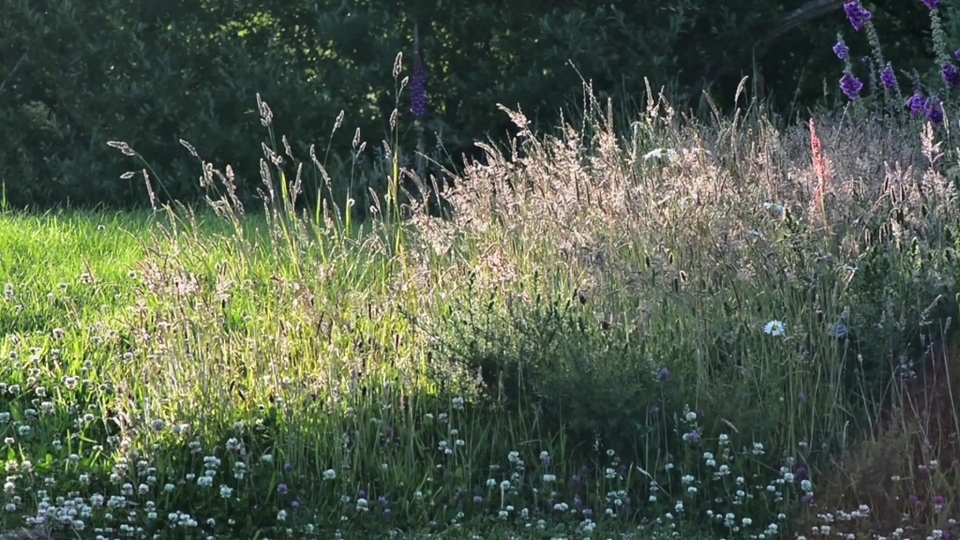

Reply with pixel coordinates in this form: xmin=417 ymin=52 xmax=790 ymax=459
xmin=452 ymin=396 xmax=464 ymax=410
xmin=542 ymin=474 xmax=556 ymax=483
xmin=323 ymin=469 xmax=337 ymax=480
xmin=685 ymin=411 xmax=697 ymax=422
xmin=486 ymin=478 xmax=496 ymax=488
xmin=220 ymin=485 xmax=233 ymax=498
xmin=764 ymin=320 xmax=786 ymax=336
xmin=500 ymin=480 xmax=511 ymax=491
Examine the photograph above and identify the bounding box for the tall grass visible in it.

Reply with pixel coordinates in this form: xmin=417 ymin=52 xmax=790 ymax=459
xmin=0 ymin=66 xmax=956 ymax=540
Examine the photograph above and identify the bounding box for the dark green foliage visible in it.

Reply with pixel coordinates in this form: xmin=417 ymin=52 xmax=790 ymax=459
xmin=0 ymin=0 xmax=954 ymax=210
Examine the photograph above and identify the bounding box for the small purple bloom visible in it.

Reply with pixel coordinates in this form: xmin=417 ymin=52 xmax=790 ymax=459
xmin=384 ymin=425 xmax=394 ymax=439
xmin=922 ymin=0 xmax=939 ymax=9
xmin=277 ymin=483 xmax=288 ymax=494
xmin=658 ymin=367 xmax=670 ymax=381
xmin=943 ymin=63 xmax=960 ymax=88
xmin=844 ymin=1 xmax=872 ymax=31
xmin=541 ymin=454 xmax=552 ymax=466
xmin=684 ymin=431 xmax=700 ymax=443
xmin=954 ymin=49 xmax=960 ymax=62
xmin=933 ymin=494 xmax=946 ymax=509
xmin=833 ymin=41 xmax=849 ymax=60
xmin=572 ymin=474 xmax=582 ymax=487
xmin=649 ymin=405 xmax=660 ymax=415
xmin=378 ymin=495 xmax=389 ymax=506
xmin=291 ymin=499 xmax=300 ymax=509
xmin=801 ymin=493 xmax=815 ymax=506
xmin=573 ymin=494 xmax=583 ymax=508
xmin=383 ymin=507 xmax=392 ymax=516
xmin=880 ymin=64 xmax=897 ymax=89
xmin=906 ymin=90 xmax=925 ymax=116
xmin=924 ymin=97 xmax=944 ymax=124
xmin=283 ymin=463 xmax=293 ymax=473
xmin=358 ymin=489 xmax=366 ymax=498
xmin=840 ymin=72 xmax=863 ymax=100
xmin=951 ymin=458 xmax=958 ymax=470
xmin=473 ymin=495 xmax=483 ymax=504
xmin=798 ymin=390 xmax=808 ymax=404
xmin=794 ymin=465 xmax=809 ymax=481
xmin=583 ymin=508 xmax=594 ymax=518
xmin=909 ymin=493 xmax=923 ymax=509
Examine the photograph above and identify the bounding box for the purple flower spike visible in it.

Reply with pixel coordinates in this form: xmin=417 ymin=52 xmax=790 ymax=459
xmin=844 ymin=1 xmax=872 ymax=31
xmin=833 ymin=41 xmax=849 ymax=60
xmin=840 ymin=72 xmax=863 ymax=100
xmin=922 ymin=0 xmax=939 ymax=9
xmin=410 ymin=43 xmax=428 ymax=118
xmin=880 ymin=64 xmax=897 ymax=89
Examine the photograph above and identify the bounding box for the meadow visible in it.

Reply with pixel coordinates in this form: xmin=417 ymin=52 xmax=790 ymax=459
xmin=0 ymin=79 xmax=956 ymax=539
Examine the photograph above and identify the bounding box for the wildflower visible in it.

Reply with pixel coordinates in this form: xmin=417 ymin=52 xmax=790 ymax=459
xmin=658 ymin=367 xmax=670 ymax=381
xmin=473 ymin=495 xmax=483 ymax=504
xmin=924 ymin=96 xmax=944 ymax=124
xmin=410 ymin=42 xmax=428 ymax=118
xmin=906 ymin=90 xmax=925 ymax=116
xmin=277 ymin=484 xmax=288 ymax=494
xmin=844 ymin=1 xmax=872 ymax=31
xmin=922 ymin=0 xmax=939 ymax=9
xmin=943 ymin=63 xmax=960 ymax=88
xmin=833 ymin=41 xmax=849 ymax=60
xmin=880 ymin=64 xmax=897 ymax=89
xmin=764 ymin=320 xmax=786 ymax=337
xmin=932 ymin=494 xmax=946 ymax=511
xmin=839 ymin=72 xmax=863 ymax=100
xmin=682 ymin=431 xmax=700 ymax=443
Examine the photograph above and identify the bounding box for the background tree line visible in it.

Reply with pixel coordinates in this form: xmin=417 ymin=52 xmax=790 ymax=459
xmin=0 ymin=0 xmax=951 ymax=211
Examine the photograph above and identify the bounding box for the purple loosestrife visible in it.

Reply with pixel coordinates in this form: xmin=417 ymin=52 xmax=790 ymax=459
xmin=833 ymin=40 xmax=850 ymax=60
xmin=840 ymin=72 xmax=864 ymax=100
xmin=410 ymin=43 xmax=428 ymax=118
xmin=844 ymin=1 xmax=872 ymax=31
xmin=880 ymin=63 xmax=897 ymax=89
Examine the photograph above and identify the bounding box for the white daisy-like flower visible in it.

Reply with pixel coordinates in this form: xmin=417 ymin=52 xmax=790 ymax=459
xmin=764 ymin=320 xmax=786 ymax=336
